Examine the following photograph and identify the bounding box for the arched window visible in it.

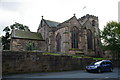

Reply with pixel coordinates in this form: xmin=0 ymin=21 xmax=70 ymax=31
xmin=71 ymin=27 xmax=79 ymax=48
xmin=92 ymin=20 xmax=95 ymax=26
xmin=87 ymin=29 xmax=93 ymax=49
xmin=56 ymin=33 xmax=61 ymax=52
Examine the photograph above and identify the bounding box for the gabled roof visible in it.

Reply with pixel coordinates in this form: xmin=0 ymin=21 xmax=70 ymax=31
xmin=44 ymin=19 xmax=60 ymax=27
xmin=61 ymin=15 xmax=76 ymax=24
xmin=57 ymin=15 xmax=81 ymax=27
xmin=11 ymin=29 xmax=43 ymax=40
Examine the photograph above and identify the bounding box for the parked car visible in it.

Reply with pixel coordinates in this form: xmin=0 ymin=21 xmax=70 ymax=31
xmin=86 ymin=60 xmax=113 ymax=73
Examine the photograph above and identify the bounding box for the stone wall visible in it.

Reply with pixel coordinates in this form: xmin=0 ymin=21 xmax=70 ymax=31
xmin=10 ymin=38 xmax=46 ymax=51
xmin=2 ymin=51 xmax=93 ymax=74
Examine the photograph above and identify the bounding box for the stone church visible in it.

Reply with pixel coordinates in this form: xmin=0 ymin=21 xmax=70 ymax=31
xmin=37 ymin=14 xmax=101 ymax=56
xmin=10 ymin=14 xmax=101 ymax=57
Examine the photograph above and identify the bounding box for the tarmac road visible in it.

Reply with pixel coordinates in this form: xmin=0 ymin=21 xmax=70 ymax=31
xmin=2 ymin=68 xmax=120 ymax=80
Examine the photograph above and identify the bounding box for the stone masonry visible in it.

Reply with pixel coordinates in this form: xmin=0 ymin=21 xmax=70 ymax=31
xmin=37 ymin=14 xmax=102 ymax=57
xmin=2 ymin=51 xmax=93 ymax=74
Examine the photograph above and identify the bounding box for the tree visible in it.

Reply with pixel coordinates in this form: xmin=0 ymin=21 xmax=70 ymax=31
xmin=100 ymin=21 xmax=120 ymax=59
xmin=2 ymin=26 xmax=10 ymax=50
xmin=2 ymin=22 xmax=30 ymax=50
xmin=10 ymin=22 xmax=30 ymax=31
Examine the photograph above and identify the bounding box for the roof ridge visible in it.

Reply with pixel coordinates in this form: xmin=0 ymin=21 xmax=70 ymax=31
xmin=58 ymin=15 xmax=81 ymax=27
xmin=43 ymin=19 xmax=60 ymax=27
xmin=45 ymin=19 xmax=60 ymax=23
xmin=58 ymin=16 xmax=75 ymax=26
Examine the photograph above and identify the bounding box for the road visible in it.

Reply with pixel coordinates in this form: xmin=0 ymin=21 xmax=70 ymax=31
xmin=2 ymin=68 xmax=120 ymax=80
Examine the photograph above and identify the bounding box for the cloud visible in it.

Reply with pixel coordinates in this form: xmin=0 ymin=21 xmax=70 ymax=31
xmin=0 ymin=0 xmax=119 ymax=36
xmin=0 ymin=9 xmax=21 ymax=35
xmin=0 ymin=2 xmax=21 ymax=11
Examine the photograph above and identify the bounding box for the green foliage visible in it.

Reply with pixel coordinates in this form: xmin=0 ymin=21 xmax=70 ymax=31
xmin=100 ymin=21 xmax=120 ymax=56
xmin=72 ymin=56 xmax=82 ymax=58
xmin=72 ymin=55 xmax=92 ymax=58
xmin=41 ymin=52 xmax=92 ymax=59
xmin=3 ymin=26 xmax=10 ymax=32
xmin=93 ymin=58 xmax=111 ymax=60
xmin=42 ymin=52 xmax=61 ymax=55
xmin=63 ymin=32 xmax=69 ymax=34
xmin=1 ymin=36 xmax=10 ymax=50
xmin=10 ymin=22 xmax=30 ymax=31
xmin=26 ymin=42 xmax=36 ymax=51
xmin=2 ymin=22 xmax=30 ymax=50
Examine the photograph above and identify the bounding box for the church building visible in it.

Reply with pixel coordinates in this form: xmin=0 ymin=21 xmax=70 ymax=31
xmin=10 ymin=14 xmax=101 ymax=57
xmin=37 ymin=14 xmax=101 ymax=56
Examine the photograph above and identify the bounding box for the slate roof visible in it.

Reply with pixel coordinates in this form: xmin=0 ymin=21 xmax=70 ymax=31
xmin=44 ymin=20 xmax=60 ymax=27
xmin=11 ymin=29 xmax=43 ymax=40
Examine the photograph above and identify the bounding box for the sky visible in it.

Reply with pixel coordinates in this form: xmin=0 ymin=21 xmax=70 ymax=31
xmin=0 ymin=0 xmax=119 ymax=36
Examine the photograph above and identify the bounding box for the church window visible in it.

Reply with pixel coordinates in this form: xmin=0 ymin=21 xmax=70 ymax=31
xmin=87 ymin=29 xmax=93 ymax=49
xmin=92 ymin=20 xmax=95 ymax=26
xmin=56 ymin=33 xmax=61 ymax=52
xmin=71 ymin=27 xmax=78 ymax=48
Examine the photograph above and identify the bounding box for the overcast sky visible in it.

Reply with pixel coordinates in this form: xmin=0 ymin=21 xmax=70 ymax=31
xmin=0 ymin=0 xmax=119 ymax=36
